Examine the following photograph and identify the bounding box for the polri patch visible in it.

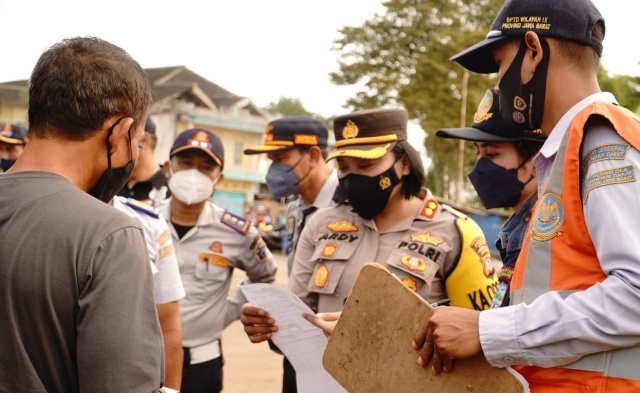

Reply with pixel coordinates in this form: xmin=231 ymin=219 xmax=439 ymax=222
xmin=254 ymin=238 xmax=268 ymax=263
xmin=470 ymin=236 xmax=495 ymax=278
xmin=221 ymin=211 xmax=251 ymax=234
xmin=582 ymin=165 xmax=636 ymax=203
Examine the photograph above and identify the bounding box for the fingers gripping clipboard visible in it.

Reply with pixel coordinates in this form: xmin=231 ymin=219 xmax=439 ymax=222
xmin=322 ymin=263 xmax=525 ymax=393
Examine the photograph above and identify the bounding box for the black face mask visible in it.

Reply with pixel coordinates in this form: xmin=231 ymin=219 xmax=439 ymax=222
xmin=498 ymin=38 xmax=550 ymax=132
xmin=467 ymin=157 xmax=532 ymax=210
xmin=339 ymin=162 xmax=401 ymax=220
xmin=89 ymin=118 xmax=136 ymax=203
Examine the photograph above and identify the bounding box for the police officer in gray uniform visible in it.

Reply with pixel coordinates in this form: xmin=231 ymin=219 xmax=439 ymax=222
xmin=159 ymin=128 xmax=278 ymax=393
xmin=244 ymin=117 xmax=340 ymax=393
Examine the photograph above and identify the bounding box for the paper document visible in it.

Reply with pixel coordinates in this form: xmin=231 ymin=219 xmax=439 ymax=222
xmin=239 ymin=284 xmax=346 ymax=393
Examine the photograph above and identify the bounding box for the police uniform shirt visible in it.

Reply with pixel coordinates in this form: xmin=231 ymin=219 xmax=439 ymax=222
xmin=159 ymin=199 xmax=278 ymax=348
xmin=285 ymin=169 xmax=339 ymax=274
xmin=113 ymin=196 xmax=186 ymax=304
xmin=288 ymin=188 xmax=498 ymax=313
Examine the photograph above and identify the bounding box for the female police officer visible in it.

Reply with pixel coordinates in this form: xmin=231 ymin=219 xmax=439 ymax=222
xmin=241 ymin=108 xmax=499 ymax=344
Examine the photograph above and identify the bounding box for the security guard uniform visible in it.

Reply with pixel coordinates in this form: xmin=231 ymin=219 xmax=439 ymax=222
xmin=288 ymin=188 xmax=499 ymax=313
xmin=113 ymin=196 xmax=185 ymax=304
xmin=159 ymin=199 xmax=278 ymax=364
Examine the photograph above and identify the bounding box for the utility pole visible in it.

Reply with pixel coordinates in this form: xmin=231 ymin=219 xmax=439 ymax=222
xmin=456 ymin=69 xmax=469 ymax=204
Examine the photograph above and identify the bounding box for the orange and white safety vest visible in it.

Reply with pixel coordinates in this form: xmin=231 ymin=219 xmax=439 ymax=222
xmin=511 ymin=102 xmax=640 ymax=392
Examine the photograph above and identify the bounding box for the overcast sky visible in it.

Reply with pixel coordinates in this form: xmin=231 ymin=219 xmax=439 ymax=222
xmin=0 ymin=0 xmax=635 ymax=120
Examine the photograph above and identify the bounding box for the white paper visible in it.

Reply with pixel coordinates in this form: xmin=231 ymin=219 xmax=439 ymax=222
xmin=240 ymin=283 xmax=347 ymax=393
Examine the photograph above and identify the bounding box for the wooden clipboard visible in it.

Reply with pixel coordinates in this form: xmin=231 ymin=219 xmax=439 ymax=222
xmin=323 ymin=263 xmax=524 ymax=393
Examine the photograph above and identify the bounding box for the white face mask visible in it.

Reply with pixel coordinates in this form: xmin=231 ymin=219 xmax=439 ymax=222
xmin=168 ymin=168 xmax=216 ymax=205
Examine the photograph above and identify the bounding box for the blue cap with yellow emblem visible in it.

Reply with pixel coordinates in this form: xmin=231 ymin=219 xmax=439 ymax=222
xmin=436 ymin=87 xmax=546 ymax=143
xmin=170 ymin=128 xmax=225 ymax=168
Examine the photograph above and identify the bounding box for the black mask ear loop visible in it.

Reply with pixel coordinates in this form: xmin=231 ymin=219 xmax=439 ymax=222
xmin=515 ymin=148 xmax=535 ymax=186
xmin=106 ymin=117 xmax=126 ymax=169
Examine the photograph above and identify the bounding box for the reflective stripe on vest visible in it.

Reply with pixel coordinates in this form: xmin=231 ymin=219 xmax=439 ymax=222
xmin=512 ymin=102 xmax=640 ymax=381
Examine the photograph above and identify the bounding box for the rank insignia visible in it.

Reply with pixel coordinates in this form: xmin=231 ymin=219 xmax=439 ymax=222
xmin=221 ymin=210 xmax=251 ymax=235
xmin=315 ymin=265 xmax=329 ymax=288
xmin=327 ymin=220 xmax=358 ymax=232
xmin=320 ymin=243 xmax=338 ymax=258
xmin=410 ymin=231 xmax=443 ymax=246
xmin=209 ymin=241 xmax=223 ymax=253
xmin=158 ymin=230 xmax=171 ymax=245
xmin=401 ymin=255 xmax=427 ymax=272
xmin=159 ymin=244 xmax=175 ymax=259
xmin=125 ymin=197 xmax=160 ymax=218
xmin=401 ymin=277 xmax=418 ymax=292
xmin=420 ymin=199 xmax=439 ymax=219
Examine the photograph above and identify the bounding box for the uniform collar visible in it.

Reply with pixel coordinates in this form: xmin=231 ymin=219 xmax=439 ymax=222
xmin=312 ymin=169 xmax=339 ymax=209
xmin=159 ymin=197 xmax=215 ymax=227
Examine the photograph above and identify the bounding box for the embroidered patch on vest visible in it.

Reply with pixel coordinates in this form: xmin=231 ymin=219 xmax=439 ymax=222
xmin=400 ymin=255 xmax=427 ymax=271
xmin=532 ymin=193 xmax=565 ymax=241
xmin=582 ymin=165 xmax=637 ymax=203
xmin=580 ymin=143 xmax=630 ymax=181
xmin=327 ymin=220 xmax=358 ymax=232
xmin=410 ymin=231 xmax=443 ymax=246
xmin=315 ymin=265 xmax=329 ymax=288
xmin=470 ymin=236 xmax=495 ymax=278
xmin=401 ymin=277 xmax=418 ymax=292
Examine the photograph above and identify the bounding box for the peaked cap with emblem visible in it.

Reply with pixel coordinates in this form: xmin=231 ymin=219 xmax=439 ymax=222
xmin=0 ymin=123 xmax=29 ymax=144
xmin=327 ymin=108 xmax=409 ymax=161
xmin=452 ymin=0 xmax=605 ymax=74
xmin=436 ymin=87 xmax=546 ymax=143
xmin=244 ymin=116 xmax=328 ymax=155
xmin=170 ymin=128 xmax=225 ymax=168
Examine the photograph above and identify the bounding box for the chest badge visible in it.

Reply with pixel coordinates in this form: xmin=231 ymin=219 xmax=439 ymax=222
xmin=401 ymin=255 xmax=427 ymax=272
xmin=209 ymin=241 xmax=223 ymax=253
xmin=315 ymin=265 xmax=329 ymax=288
xmin=401 ymin=277 xmax=418 ymax=292
xmin=327 ymin=220 xmax=358 ymax=232
xmin=321 ymin=243 xmax=338 ymax=258
xmin=410 ymin=231 xmax=443 ymax=246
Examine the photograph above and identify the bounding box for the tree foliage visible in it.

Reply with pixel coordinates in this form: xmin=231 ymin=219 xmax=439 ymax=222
xmin=598 ymin=68 xmax=640 ymax=113
xmin=330 ymin=0 xmax=504 ymax=201
xmin=263 ymin=96 xmax=332 ymax=129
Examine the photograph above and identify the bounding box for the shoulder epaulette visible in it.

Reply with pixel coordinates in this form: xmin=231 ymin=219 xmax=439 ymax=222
xmin=125 ymin=197 xmax=160 ymax=219
xmin=221 ymin=210 xmax=251 ymax=235
xmin=440 ymin=203 xmax=469 ymax=220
